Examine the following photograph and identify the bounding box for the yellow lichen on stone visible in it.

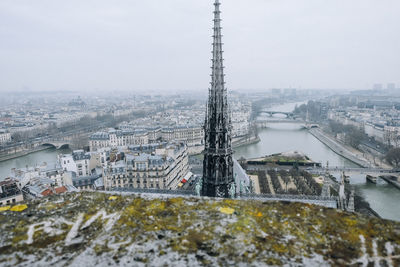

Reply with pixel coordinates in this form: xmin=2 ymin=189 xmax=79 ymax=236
xmin=272 ymin=243 xmax=288 ymax=254
xmin=222 ymin=199 xmax=236 ymax=206
xmin=149 ymin=199 xmax=166 ymax=211
xmin=344 ymin=216 xmax=358 ymax=227
xmin=10 ymin=204 xmax=27 ymax=212
xmin=0 ymin=206 xmax=10 ymax=212
xmin=1 ymin=193 xmax=400 ymax=266
xmin=220 ymin=207 xmax=235 ymax=215
xmin=265 ymin=257 xmax=283 ymax=266
xmin=47 ymin=202 xmax=61 ymax=211
xmin=11 ymin=220 xmax=29 ymax=244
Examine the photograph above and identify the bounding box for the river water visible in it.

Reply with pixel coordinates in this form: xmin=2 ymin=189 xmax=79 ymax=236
xmin=0 ymin=148 xmax=70 ymax=179
xmin=234 ymin=102 xmax=400 ymax=222
xmin=1 ymin=102 xmax=399 ymax=221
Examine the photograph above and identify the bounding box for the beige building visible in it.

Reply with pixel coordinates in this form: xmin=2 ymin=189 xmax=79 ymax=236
xmin=103 ymin=142 xmax=189 ymax=190
xmin=89 ymin=129 xmax=149 ymax=151
xmin=161 ymin=126 xmax=203 ymax=146
xmin=90 ymin=126 xmax=203 ymax=151
xmin=0 ymin=131 xmax=11 ymax=144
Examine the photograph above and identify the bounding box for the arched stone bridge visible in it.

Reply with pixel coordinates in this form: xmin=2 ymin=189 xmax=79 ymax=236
xmin=39 ymin=132 xmax=90 ymax=150
xmin=41 ymin=141 xmax=71 ymax=149
xmin=259 ymin=110 xmax=294 ymax=118
xmin=40 ymin=137 xmax=76 ymax=149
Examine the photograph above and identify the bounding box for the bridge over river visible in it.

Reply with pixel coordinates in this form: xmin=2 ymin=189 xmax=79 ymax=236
xmin=256 ymin=118 xmax=306 ymax=124
xmin=0 ymin=131 xmax=92 ymax=162
xmin=255 ymin=117 xmax=319 ymax=130
xmin=308 ymin=167 xmax=399 ymax=175
xmin=259 ymin=110 xmax=295 ymax=118
xmin=308 ymin=167 xmax=400 ymax=190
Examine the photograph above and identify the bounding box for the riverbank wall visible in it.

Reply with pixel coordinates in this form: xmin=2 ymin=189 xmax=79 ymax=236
xmin=233 ymin=135 xmax=261 ymax=148
xmin=308 ymin=128 xmax=370 ymax=168
xmin=187 ymin=135 xmax=260 ymax=156
xmin=0 ymin=146 xmax=51 ymax=162
xmin=380 ymin=176 xmax=400 ymax=190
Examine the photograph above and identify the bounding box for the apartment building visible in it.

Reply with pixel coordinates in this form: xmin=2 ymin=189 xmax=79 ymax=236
xmin=0 ymin=178 xmax=24 ymax=206
xmin=103 ymin=142 xmax=189 ymax=190
xmin=89 ymin=126 xmax=203 ymax=151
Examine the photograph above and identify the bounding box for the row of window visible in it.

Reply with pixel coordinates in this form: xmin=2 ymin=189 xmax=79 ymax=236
xmin=111 ymin=178 xmax=166 ymax=183
xmin=112 ymin=183 xmax=162 ymax=189
xmin=0 ymin=198 xmax=17 ymax=206
xmin=110 ymin=172 xmax=163 ymax=179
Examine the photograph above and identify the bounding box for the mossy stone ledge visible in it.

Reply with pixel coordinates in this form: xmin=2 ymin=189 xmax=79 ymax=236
xmin=0 ymin=192 xmax=399 ymax=266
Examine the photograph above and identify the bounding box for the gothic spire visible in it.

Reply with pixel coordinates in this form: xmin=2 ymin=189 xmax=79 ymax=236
xmin=202 ymin=0 xmax=235 ymax=198
xmin=211 ymin=0 xmax=225 ymax=93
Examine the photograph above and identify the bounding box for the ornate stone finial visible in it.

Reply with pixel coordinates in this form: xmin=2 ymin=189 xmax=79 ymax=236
xmin=195 ymin=177 xmax=202 ymax=196
xmin=229 ymin=182 xmax=236 ymax=198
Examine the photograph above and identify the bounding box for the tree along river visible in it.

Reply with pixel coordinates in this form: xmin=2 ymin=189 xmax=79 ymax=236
xmin=234 ymin=102 xmax=400 ymax=222
xmin=0 ymin=102 xmax=399 ymax=221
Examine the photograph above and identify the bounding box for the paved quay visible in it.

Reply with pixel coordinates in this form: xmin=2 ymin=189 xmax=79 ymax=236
xmin=309 ymin=128 xmax=372 ymax=168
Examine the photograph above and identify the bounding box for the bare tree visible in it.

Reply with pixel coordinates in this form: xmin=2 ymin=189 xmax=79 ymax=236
xmin=386 ymin=148 xmax=400 ymax=167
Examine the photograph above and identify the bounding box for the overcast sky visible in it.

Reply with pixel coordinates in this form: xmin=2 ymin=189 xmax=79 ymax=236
xmin=0 ymin=0 xmax=399 ymax=93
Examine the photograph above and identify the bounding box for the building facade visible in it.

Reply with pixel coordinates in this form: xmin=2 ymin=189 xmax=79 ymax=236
xmin=59 ymin=150 xmax=91 ymax=177
xmin=0 ymin=178 xmax=24 ymax=206
xmin=103 ymin=142 xmax=189 ymax=190
xmin=89 ymin=126 xmax=203 ymax=151
xmin=0 ymin=130 xmax=11 ymax=144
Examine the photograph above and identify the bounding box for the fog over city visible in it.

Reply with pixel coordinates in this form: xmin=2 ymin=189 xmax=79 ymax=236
xmin=2 ymin=0 xmax=400 ymax=265
xmin=1 ymin=0 xmax=399 ymax=93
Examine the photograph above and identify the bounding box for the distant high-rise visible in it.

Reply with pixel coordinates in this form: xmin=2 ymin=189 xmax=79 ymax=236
xmin=373 ymin=83 xmax=383 ymax=90
xmin=202 ymin=0 xmax=235 ymax=198
xmin=387 ymin=83 xmax=396 ymax=90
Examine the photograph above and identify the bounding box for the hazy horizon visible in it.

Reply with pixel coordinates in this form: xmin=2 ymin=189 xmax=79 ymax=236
xmin=1 ymin=0 xmax=399 ymax=93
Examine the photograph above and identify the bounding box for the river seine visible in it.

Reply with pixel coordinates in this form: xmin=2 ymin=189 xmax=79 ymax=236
xmin=1 ymin=102 xmax=399 ymax=221
xmin=234 ymin=102 xmax=400 ymax=221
